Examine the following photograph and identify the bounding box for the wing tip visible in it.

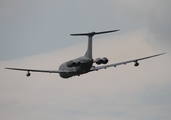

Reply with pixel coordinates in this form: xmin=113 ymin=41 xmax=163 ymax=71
xmin=158 ymin=52 xmax=167 ymax=56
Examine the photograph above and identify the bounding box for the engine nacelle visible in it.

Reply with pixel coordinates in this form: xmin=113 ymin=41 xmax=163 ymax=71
xmin=66 ymin=61 xmax=81 ymax=67
xmin=26 ymin=72 xmax=31 ymax=77
xmin=101 ymin=57 xmax=108 ymax=64
xmin=134 ymin=61 xmax=139 ymax=67
xmin=95 ymin=58 xmax=102 ymax=65
xmin=95 ymin=57 xmax=109 ymax=65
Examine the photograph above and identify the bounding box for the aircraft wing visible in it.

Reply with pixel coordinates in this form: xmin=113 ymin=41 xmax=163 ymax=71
xmin=5 ymin=67 xmax=71 ymax=73
xmin=90 ymin=53 xmax=166 ymax=71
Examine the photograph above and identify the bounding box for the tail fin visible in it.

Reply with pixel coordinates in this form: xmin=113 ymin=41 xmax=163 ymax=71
xmin=70 ymin=29 xmax=119 ymax=59
xmin=70 ymin=29 xmax=119 ymax=37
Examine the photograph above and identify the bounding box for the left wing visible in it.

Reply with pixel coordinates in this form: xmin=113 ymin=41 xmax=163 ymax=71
xmin=5 ymin=67 xmax=66 ymax=73
xmin=5 ymin=67 xmax=74 ymax=77
xmin=90 ymin=53 xmax=166 ymax=71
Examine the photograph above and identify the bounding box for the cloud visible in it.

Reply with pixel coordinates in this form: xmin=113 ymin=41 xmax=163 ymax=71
xmin=113 ymin=0 xmax=171 ymax=51
xmin=0 ymin=29 xmax=170 ymax=120
xmin=1 ymin=0 xmax=170 ymax=61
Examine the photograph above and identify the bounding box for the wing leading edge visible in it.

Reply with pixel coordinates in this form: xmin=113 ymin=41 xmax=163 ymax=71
xmin=5 ymin=67 xmax=70 ymax=73
xmin=90 ymin=53 xmax=166 ymax=71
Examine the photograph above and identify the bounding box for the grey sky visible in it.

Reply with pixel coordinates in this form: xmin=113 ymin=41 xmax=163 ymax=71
xmin=0 ymin=0 xmax=171 ymax=120
xmin=1 ymin=0 xmax=170 ymax=60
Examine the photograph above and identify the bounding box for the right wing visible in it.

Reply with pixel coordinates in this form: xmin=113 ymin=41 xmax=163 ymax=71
xmin=90 ymin=53 xmax=166 ymax=72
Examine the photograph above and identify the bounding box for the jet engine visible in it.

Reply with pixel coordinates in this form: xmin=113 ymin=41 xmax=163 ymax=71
xmin=66 ymin=61 xmax=81 ymax=67
xmin=101 ymin=57 xmax=108 ymax=64
xmin=94 ymin=57 xmax=108 ymax=65
xmin=94 ymin=58 xmax=101 ymax=65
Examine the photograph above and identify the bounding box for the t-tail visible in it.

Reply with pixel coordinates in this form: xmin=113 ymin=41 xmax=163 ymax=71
xmin=70 ymin=29 xmax=119 ymax=59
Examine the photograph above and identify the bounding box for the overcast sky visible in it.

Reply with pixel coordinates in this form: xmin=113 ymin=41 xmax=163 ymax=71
xmin=0 ymin=0 xmax=171 ymax=120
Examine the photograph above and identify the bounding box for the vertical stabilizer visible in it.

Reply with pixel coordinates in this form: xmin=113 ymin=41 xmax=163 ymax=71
xmin=84 ymin=36 xmax=93 ymax=59
xmin=70 ymin=29 xmax=119 ymax=59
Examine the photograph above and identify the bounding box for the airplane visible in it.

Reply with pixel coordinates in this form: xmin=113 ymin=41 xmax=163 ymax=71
xmin=5 ymin=29 xmax=166 ymax=79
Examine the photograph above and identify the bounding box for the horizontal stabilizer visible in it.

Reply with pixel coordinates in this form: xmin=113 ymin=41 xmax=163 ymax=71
xmin=70 ymin=29 xmax=119 ymax=37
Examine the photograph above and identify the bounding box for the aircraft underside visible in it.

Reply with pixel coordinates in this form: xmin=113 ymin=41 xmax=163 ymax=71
xmin=58 ymin=57 xmax=93 ymax=78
